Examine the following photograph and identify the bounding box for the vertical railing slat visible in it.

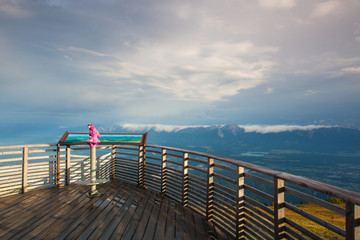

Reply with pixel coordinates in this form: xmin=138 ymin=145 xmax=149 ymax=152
xmin=138 ymin=145 xmax=145 ymax=188
xmin=161 ymin=148 xmax=167 ymax=196
xmin=182 ymin=152 xmax=189 ymax=207
xmin=356 ymin=204 xmax=360 ymax=240
xmin=236 ymin=166 xmax=245 ymax=239
xmin=274 ymin=177 xmax=285 ymax=240
xmin=22 ymin=146 xmax=28 ymax=193
xmin=346 ymin=202 xmax=360 ymax=240
xmin=111 ymin=145 xmax=116 ymax=179
xmin=66 ymin=145 xmax=70 ymax=185
xmin=143 ymin=145 xmax=146 ymax=187
xmin=56 ymin=144 xmax=60 ymax=188
xmin=206 ymin=157 xmax=214 ymax=221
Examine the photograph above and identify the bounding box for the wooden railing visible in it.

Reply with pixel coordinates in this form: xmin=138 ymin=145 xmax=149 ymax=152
xmin=0 ymin=144 xmax=63 ymax=195
xmin=1 ymin=143 xmax=359 ymax=239
xmin=0 ymin=144 xmax=113 ymax=195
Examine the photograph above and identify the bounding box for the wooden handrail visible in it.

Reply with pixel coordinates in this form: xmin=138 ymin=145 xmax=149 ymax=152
xmin=147 ymin=144 xmax=360 ymax=206
xmin=0 ymin=144 xmax=57 ymax=149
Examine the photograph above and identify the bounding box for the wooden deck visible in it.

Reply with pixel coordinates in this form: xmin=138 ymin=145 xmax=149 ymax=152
xmin=0 ymin=179 xmax=231 ymax=240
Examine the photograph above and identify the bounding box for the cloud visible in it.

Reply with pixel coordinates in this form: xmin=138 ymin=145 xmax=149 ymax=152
xmin=67 ymin=47 xmax=109 ymax=57
xmin=238 ymin=124 xmax=331 ymax=133
xmin=1 ymin=0 xmax=360 ymax=127
xmin=0 ymin=0 xmax=33 ymax=18
xmin=341 ymin=66 xmax=360 ymax=74
xmin=119 ymin=123 xmax=332 ymax=134
xmin=286 ymin=53 xmax=360 ymax=79
xmin=265 ymin=87 xmax=275 ymax=94
xmin=312 ymin=0 xmax=341 ymax=18
xmin=304 ymin=89 xmax=315 ymax=96
xmin=61 ymin=41 xmax=277 ymax=102
xmin=258 ymin=0 xmax=296 ymax=9
xmin=119 ymin=123 xmax=209 ymax=132
xmin=327 ymin=58 xmax=360 ymax=77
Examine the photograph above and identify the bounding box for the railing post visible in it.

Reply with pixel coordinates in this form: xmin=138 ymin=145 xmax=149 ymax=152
xmin=56 ymin=144 xmax=60 ymax=188
xmin=206 ymin=157 xmax=214 ymax=221
xmin=22 ymin=146 xmax=28 ymax=193
xmin=236 ymin=166 xmax=245 ymax=239
xmin=346 ymin=202 xmax=360 ymax=240
xmin=274 ymin=176 xmax=285 ymax=240
xmin=182 ymin=152 xmax=189 ymax=207
xmin=66 ymin=145 xmax=70 ymax=185
xmin=161 ymin=148 xmax=167 ymax=196
xmin=111 ymin=145 xmax=116 ymax=179
xmin=138 ymin=145 xmax=145 ymax=188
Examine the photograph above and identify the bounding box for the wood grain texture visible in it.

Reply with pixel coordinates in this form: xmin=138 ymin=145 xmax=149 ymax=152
xmin=0 ymin=179 xmax=230 ymax=240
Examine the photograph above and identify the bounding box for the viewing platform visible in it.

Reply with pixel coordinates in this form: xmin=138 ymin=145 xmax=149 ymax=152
xmin=0 ymin=139 xmax=359 ymax=239
xmin=0 ymin=179 xmax=227 ymax=239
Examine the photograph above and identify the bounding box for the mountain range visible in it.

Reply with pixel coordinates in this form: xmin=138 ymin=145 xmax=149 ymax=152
xmin=124 ymin=124 xmax=360 ymax=192
xmin=2 ymin=123 xmax=360 ymax=155
xmin=114 ymin=124 xmax=360 ymax=155
xmin=116 ymin=124 xmax=360 ymax=192
xmin=1 ymin=123 xmax=360 ymax=192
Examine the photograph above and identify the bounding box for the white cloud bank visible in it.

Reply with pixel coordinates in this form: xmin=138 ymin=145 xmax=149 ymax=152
xmin=119 ymin=123 xmax=210 ymax=132
xmin=119 ymin=123 xmax=331 ymax=133
xmin=64 ymin=41 xmax=278 ymax=102
xmin=238 ymin=124 xmax=331 ymax=133
xmin=341 ymin=67 xmax=360 ymax=74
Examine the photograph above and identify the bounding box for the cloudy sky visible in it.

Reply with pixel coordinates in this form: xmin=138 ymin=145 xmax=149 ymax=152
xmin=1 ymin=0 xmax=360 ymax=133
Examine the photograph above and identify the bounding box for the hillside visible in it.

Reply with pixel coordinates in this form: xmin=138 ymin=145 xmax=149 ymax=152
xmin=117 ymin=124 xmax=360 ymax=154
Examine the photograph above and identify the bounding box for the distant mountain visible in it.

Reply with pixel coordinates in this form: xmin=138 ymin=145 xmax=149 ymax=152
xmin=2 ymin=123 xmax=360 ymax=155
xmin=113 ymin=124 xmax=360 ymax=155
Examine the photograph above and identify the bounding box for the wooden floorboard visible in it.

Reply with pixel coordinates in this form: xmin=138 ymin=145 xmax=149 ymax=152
xmin=0 ymin=179 xmax=233 ymax=240
xmin=142 ymin=193 xmax=161 ymax=240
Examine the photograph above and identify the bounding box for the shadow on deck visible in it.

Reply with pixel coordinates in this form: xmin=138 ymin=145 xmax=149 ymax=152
xmin=0 ymin=179 xmax=231 ymax=239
